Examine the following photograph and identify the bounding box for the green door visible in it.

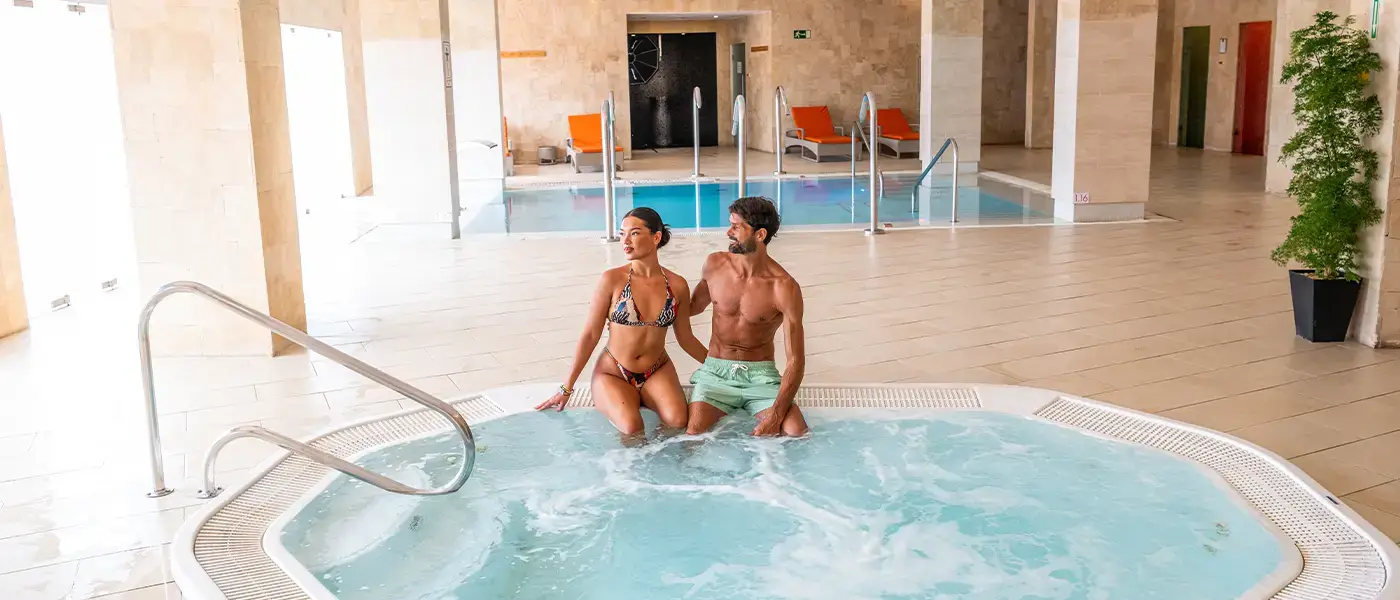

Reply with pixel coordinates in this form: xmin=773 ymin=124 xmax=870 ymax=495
xmin=1178 ymin=26 xmax=1210 ymax=149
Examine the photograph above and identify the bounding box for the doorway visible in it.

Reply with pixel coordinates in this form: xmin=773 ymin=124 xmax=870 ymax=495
xmin=1178 ymin=26 xmax=1210 ymax=149
xmin=627 ymin=33 xmax=719 ymax=150
xmin=1232 ymin=21 xmax=1272 ymax=156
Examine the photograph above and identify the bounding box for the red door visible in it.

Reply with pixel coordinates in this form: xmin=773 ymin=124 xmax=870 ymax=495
xmin=1233 ymin=21 xmax=1272 ymax=155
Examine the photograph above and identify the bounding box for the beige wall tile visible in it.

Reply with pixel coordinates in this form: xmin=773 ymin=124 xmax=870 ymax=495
xmin=0 ymin=117 xmax=25 ymax=339
xmin=1025 ymin=0 xmax=1057 ymax=148
xmin=982 ymin=0 xmax=1027 ymax=145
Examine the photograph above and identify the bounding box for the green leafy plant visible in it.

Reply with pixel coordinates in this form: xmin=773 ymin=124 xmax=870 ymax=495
xmin=1273 ymin=11 xmax=1384 ymax=282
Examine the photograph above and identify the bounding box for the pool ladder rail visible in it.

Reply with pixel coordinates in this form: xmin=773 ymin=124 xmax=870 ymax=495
xmin=912 ymin=137 xmax=961 ymax=223
xmin=137 ymin=281 xmax=477 ymax=500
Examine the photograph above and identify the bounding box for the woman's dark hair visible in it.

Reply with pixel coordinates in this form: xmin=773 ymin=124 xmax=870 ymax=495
xmin=623 ymin=206 xmax=671 ymax=248
xmin=729 ymin=196 xmax=781 ymax=244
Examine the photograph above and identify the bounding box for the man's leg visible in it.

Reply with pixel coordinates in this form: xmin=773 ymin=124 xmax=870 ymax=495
xmin=752 ymin=406 xmax=809 ymax=437
xmin=686 ymin=401 xmax=728 ymax=435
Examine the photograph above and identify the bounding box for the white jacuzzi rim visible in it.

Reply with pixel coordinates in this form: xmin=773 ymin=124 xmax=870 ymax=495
xmin=170 ymin=383 xmax=1400 ymax=600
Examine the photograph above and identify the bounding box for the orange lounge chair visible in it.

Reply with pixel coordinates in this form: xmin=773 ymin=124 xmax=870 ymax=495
xmin=565 ymin=113 xmax=624 ymax=173
xmin=783 ymin=106 xmax=854 ymax=163
xmin=503 ymin=117 xmax=514 ymax=176
xmin=874 ymin=108 xmax=919 ymax=158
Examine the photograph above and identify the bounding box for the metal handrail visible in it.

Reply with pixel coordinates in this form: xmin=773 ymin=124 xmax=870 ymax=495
xmin=858 ymin=92 xmax=882 ymax=235
xmin=851 ymin=123 xmax=885 ymax=198
xmin=137 ymin=281 xmax=476 ymax=499
xmin=912 ymin=137 xmax=961 ymax=223
xmin=774 ymin=86 xmax=789 ymax=176
xmin=691 ymin=87 xmax=704 ymax=179
xmin=733 ymin=94 xmax=747 ymax=197
xmin=602 ymin=93 xmax=619 ymax=241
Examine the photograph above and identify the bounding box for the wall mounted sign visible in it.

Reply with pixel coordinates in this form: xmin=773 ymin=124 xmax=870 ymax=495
xmin=1074 ymin=192 xmax=1090 ymax=204
xmin=752 ymin=45 xmax=770 ymax=52
xmin=1218 ymin=37 xmax=1228 ymax=54
xmin=501 ymin=50 xmax=547 ymax=59
xmin=793 ymin=30 xmax=811 ymax=39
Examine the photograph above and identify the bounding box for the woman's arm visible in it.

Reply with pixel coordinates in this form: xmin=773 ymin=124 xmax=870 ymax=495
xmin=536 ymin=272 xmax=614 ymax=411
xmin=670 ymin=273 xmax=708 ymax=364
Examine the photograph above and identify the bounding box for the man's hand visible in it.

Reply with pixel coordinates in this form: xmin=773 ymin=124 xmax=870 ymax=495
xmin=752 ymin=410 xmax=784 ymax=436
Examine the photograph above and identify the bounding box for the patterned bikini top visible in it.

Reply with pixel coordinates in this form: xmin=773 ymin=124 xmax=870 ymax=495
xmin=609 ymin=267 xmax=676 ymax=328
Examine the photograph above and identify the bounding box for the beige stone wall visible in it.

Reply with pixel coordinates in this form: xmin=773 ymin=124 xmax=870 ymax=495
xmin=921 ymin=0 xmax=985 ymax=169
xmin=110 ymin=0 xmax=305 ymax=356
xmin=0 ymin=117 xmax=26 ymax=339
xmin=497 ymin=0 xmax=920 ymax=158
xmin=982 ymin=0 xmax=1028 ymax=145
xmin=280 ymin=0 xmax=344 ymax=30
xmin=343 ymin=0 xmax=374 ymax=193
xmin=1025 ymin=0 xmax=1056 ymax=148
xmin=1149 ymin=0 xmax=1175 ymax=145
xmin=1158 ymin=0 xmax=1277 ymax=151
xmin=626 ymin=20 xmax=737 ymax=148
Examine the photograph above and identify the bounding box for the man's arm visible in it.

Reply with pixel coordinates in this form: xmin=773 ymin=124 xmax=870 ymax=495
xmin=756 ymin=279 xmax=804 ymax=435
xmin=690 ymin=254 xmax=719 ymax=316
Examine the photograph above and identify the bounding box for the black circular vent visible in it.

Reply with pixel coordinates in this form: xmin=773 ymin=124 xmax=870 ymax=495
xmin=628 ymin=35 xmax=660 ymax=86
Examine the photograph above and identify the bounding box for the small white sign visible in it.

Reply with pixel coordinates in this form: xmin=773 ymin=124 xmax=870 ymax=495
xmin=1073 ymin=192 xmax=1090 ymax=204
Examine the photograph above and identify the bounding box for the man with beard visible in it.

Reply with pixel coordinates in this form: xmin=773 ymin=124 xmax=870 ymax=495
xmin=685 ymin=196 xmax=809 ymax=437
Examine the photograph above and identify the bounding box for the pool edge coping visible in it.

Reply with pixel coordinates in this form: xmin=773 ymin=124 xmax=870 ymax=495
xmin=172 ymin=383 xmax=1400 ymax=600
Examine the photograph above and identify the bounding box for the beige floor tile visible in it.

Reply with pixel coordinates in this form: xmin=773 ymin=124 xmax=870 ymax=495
xmin=0 ymin=562 xmax=77 ymax=599
xmin=1348 ymin=480 xmax=1400 ymax=516
xmin=1092 ymin=377 xmax=1231 ymax=414
xmin=1078 ymin=356 xmax=1210 ymax=389
xmin=1298 ymin=393 xmax=1400 ymax=439
xmin=69 ymin=545 xmax=173 ymax=599
xmin=1158 ymin=387 xmax=1333 ymax=432
xmin=1290 ymin=454 xmax=1395 ymax=496
xmin=1344 ymin=500 xmax=1400 ymax=542
xmin=1297 ymin=432 xmax=1400 ymax=478
xmin=1019 ymin=373 xmax=1119 ymax=397
xmin=1232 ymin=416 xmax=1361 ymax=458
xmin=1281 ymin=344 xmax=1400 ymax=376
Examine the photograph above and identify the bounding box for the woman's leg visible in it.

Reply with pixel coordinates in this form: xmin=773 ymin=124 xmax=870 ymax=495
xmin=637 ymin=360 xmax=688 ymax=430
xmin=590 ymin=357 xmax=645 ymax=437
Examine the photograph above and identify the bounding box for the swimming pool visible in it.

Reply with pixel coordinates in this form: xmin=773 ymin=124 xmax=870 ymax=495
xmin=172 ymin=384 xmax=1400 ymax=600
xmin=460 ymin=174 xmax=1057 ymax=235
xmin=281 ymin=409 xmax=1286 ymax=599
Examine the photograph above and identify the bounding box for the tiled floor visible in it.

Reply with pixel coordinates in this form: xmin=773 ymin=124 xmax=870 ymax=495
xmin=4 ymin=146 xmax=1400 ymax=599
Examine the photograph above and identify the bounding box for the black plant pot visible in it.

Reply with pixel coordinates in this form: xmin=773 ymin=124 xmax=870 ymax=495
xmin=1288 ymin=269 xmax=1362 ymax=342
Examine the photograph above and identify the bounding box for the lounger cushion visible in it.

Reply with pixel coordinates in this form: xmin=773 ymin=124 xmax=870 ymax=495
xmin=876 ymin=108 xmax=915 ymax=134
xmin=568 ymin=113 xmax=624 ymax=153
xmin=790 ymin=106 xmax=840 ymax=140
xmin=803 ymin=134 xmax=853 ymax=144
xmin=573 ymin=142 xmax=625 ymax=153
xmin=882 ymin=132 xmax=919 ymax=141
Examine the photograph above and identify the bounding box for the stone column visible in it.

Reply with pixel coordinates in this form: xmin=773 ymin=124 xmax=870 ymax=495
xmin=359 ymin=0 xmax=455 ymax=223
xmin=343 ymin=0 xmax=375 ymax=195
xmin=920 ymin=0 xmax=983 ymax=173
xmin=110 ymin=0 xmax=305 ymax=356
xmin=1149 ymin=0 xmax=1175 ymax=146
xmin=1049 ymin=0 xmax=1158 ymax=222
xmin=1025 ymin=0 xmax=1056 ymax=148
xmin=450 ymin=0 xmax=505 ymax=180
xmin=0 ymin=117 xmax=26 ymax=339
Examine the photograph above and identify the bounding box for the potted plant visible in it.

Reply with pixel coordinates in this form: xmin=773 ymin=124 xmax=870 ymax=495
xmin=1273 ymin=12 xmax=1384 ymax=342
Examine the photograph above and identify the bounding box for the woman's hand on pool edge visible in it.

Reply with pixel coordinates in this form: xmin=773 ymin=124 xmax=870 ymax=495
xmin=535 ymin=391 xmax=570 ymax=412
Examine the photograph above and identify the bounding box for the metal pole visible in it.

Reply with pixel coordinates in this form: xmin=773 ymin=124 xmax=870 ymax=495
xmin=850 ymin=129 xmax=857 ymax=180
xmin=774 ymin=86 xmax=788 ymax=176
xmin=862 ymin=92 xmax=883 ymax=235
xmin=950 ymin=138 xmax=961 ymax=223
xmin=734 ymin=94 xmax=747 ymax=198
xmin=692 ymin=87 xmax=703 ymax=179
xmin=694 ymin=182 xmax=703 ymax=232
xmin=602 ymin=98 xmax=618 ymax=242
xmin=437 ymin=0 xmax=462 ymax=240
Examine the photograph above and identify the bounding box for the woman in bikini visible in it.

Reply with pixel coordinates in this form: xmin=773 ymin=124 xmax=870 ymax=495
xmin=535 ymin=207 xmax=707 ymax=437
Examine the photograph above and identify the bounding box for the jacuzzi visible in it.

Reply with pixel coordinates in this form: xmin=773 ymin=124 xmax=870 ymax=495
xmin=172 ymin=384 xmax=1400 ymax=599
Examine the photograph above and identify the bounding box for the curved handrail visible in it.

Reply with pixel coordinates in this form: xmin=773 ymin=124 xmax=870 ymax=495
xmin=857 ymin=92 xmax=882 ymax=235
xmin=733 ymin=94 xmax=747 ymax=197
xmin=137 ymin=281 xmax=476 ymax=499
xmin=774 ymin=86 xmax=789 ymax=176
xmin=692 ymin=87 xmax=704 ymax=179
xmin=911 ymin=137 xmax=960 ymax=223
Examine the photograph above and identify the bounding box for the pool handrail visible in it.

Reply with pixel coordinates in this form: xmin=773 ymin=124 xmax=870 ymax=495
xmin=692 ymin=87 xmax=704 ymax=179
xmin=856 ymin=92 xmax=883 ymax=235
xmin=774 ymin=86 xmax=789 ymax=176
xmin=912 ymin=137 xmax=961 ymax=223
xmin=602 ymin=92 xmax=619 ymax=241
xmin=733 ymin=94 xmax=747 ymax=198
xmin=137 ymin=281 xmax=477 ymax=499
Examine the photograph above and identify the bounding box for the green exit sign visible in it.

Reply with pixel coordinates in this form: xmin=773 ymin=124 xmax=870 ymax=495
xmin=793 ymin=29 xmax=811 ymax=39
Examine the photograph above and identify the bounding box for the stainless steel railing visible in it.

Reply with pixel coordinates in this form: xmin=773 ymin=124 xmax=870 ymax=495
xmin=692 ymin=87 xmax=704 ymax=179
xmin=137 ymin=281 xmax=476 ymax=499
xmin=857 ymin=92 xmax=882 ymax=235
xmin=733 ymin=94 xmax=747 ymax=198
xmin=602 ymin=92 xmax=619 ymax=241
xmin=773 ymin=86 xmax=789 ymax=176
xmin=911 ymin=137 xmax=961 ymax=223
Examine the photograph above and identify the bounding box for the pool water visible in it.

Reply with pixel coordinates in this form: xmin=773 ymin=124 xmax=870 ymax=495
xmin=281 ymin=410 xmax=1284 ymax=600
xmin=460 ymin=174 xmax=1056 ymax=235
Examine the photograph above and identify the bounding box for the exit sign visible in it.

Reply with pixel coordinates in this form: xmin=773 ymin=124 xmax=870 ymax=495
xmin=793 ymin=30 xmax=811 ymax=39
